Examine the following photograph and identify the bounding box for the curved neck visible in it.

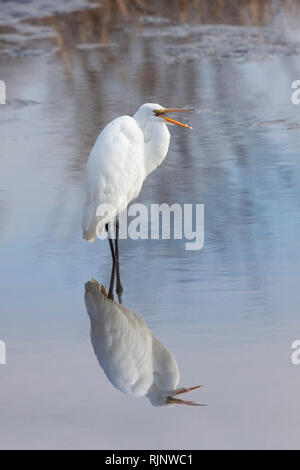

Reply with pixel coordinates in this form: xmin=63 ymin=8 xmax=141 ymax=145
xmin=146 ymin=384 xmax=166 ymax=407
xmin=134 ymin=116 xmax=171 ymax=177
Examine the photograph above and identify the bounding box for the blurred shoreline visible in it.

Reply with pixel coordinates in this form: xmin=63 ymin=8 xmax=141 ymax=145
xmin=1 ymin=0 xmax=300 ymax=60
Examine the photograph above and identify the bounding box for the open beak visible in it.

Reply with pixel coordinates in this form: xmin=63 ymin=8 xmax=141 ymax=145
xmin=165 ymin=397 xmax=206 ymax=406
xmin=159 ymin=108 xmax=193 ymax=129
xmin=165 ymin=385 xmax=206 ymax=406
xmin=174 ymin=385 xmax=203 ymax=395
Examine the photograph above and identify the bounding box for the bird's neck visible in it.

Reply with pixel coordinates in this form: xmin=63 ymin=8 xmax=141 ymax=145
xmin=141 ymin=122 xmax=171 ymax=178
xmin=146 ymin=384 xmax=166 ymax=406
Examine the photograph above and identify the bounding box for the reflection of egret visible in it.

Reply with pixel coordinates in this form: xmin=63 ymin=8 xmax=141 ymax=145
xmin=84 ymin=279 xmax=204 ymax=407
xmin=82 ymin=104 xmax=192 ymax=303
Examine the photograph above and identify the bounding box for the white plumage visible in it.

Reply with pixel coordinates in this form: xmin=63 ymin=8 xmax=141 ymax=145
xmin=81 ymin=103 xmax=192 ymax=242
xmin=84 ymin=279 xmax=203 ymax=406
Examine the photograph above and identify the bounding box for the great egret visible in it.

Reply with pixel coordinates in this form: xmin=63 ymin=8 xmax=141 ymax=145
xmin=82 ymin=103 xmax=193 ymax=303
xmin=84 ymin=279 xmax=204 ymax=407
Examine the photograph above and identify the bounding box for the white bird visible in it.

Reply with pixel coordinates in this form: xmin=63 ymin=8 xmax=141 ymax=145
xmin=84 ymin=279 xmax=204 ymax=407
xmin=82 ymin=103 xmax=192 ymax=303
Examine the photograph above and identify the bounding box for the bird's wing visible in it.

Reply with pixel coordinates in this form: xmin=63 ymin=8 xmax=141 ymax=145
xmin=85 ymin=280 xmax=154 ymax=396
xmin=82 ymin=116 xmax=146 ymax=241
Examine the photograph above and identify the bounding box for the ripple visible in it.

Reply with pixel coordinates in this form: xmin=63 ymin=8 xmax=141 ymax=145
xmin=152 ymin=25 xmax=300 ymax=62
xmin=0 ymin=0 xmax=98 ymax=27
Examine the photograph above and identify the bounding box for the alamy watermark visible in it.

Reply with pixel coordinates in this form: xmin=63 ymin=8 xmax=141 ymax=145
xmin=0 ymin=80 xmax=6 ymax=104
xmin=291 ymin=80 xmax=300 ymax=104
xmin=94 ymin=203 xmax=204 ymax=251
xmin=291 ymin=340 xmax=300 ymax=365
xmin=0 ymin=340 xmax=6 ymax=365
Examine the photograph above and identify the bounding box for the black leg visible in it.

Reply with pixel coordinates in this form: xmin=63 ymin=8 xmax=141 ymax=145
xmin=115 ymin=216 xmax=123 ymax=304
xmin=105 ymin=223 xmax=116 ymax=301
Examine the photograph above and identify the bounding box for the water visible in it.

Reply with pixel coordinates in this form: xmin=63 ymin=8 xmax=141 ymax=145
xmin=1 ymin=0 xmax=300 ymax=449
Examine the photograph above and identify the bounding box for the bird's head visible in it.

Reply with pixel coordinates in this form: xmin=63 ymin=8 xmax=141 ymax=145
xmin=147 ymin=384 xmax=205 ymax=407
xmin=134 ymin=103 xmax=193 ymax=130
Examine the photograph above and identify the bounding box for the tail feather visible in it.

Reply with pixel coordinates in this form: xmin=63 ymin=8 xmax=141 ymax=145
xmin=83 ymin=225 xmax=97 ymax=243
xmin=82 ymin=205 xmax=105 ymax=242
xmin=82 ymin=216 xmax=98 ymax=242
xmin=81 ymin=202 xmax=115 ymax=242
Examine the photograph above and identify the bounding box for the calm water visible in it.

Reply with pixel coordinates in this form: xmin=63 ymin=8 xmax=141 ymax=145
xmin=1 ymin=0 xmax=300 ymax=449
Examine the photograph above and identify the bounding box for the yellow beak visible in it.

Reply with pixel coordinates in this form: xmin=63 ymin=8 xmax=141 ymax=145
xmin=165 ymin=384 xmax=205 ymax=406
xmin=165 ymin=397 xmax=206 ymax=406
xmin=159 ymin=108 xmax=193 ymax=129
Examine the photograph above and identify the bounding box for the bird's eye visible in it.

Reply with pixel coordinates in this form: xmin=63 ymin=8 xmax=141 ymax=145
xmin=153 ymin=109 xmax=164 ymax=116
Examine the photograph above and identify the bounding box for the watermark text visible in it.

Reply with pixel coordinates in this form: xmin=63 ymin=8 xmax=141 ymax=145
xmin=291 ymin=80 xmax=300 ymax=104
xmin=95 ymin=203 xmax=204 ymax=251
xmin=0 ymin=340 xmax=6 ymax=365
xmin=0 ymin=80 xmax=6 ymax=104
xmin=291 ymin=340 xmax=300 ymax=365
